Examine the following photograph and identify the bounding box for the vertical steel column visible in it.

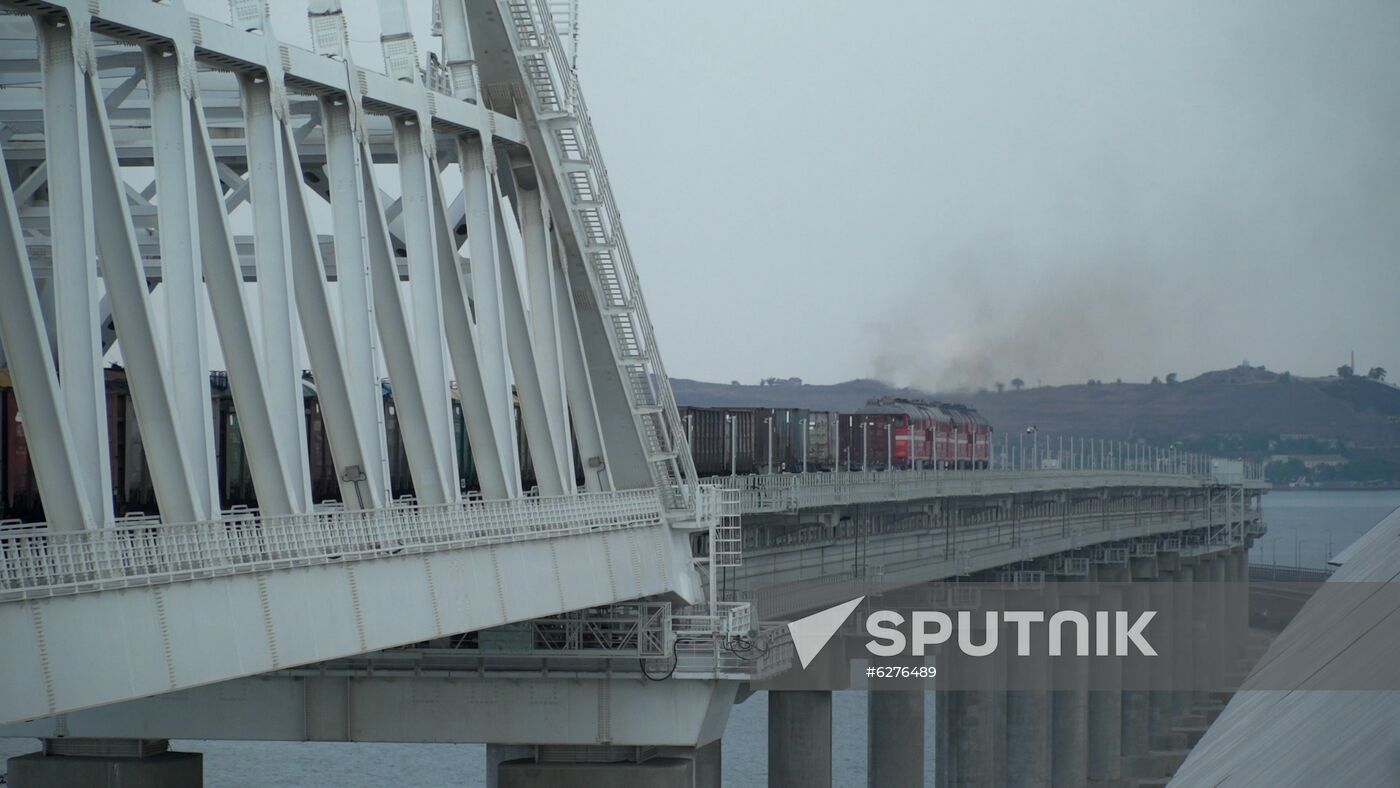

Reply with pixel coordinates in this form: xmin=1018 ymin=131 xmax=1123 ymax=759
xmin=459 ymin=136 xmax=523 ymax=492
xmin=36 ymin=17 xmax=111 ymax=528
xmin=492 ymin=176 xmax=568 ymax=495
xmin=317 ymin=98 xmax=391 ymax=507
xmin=144 ymin=45 xmax=219 ymax=521
xmin=552 ymin=253 xmax=612 ymax=491
xmin=278 ymin=117 xmax=385 ymax=511
xmin=81 ymin=34 xmax=205 ymax=526
xmin=240 ymin=74 xmax=312 ymax=513
xmin=0 ymin=137 xmax=95 ymax=530
xmin=393 ymin=116 xmax=460 ymax=502
xmin=188 ymin=85 xmax=303 ymax=516
xmin=355 ymin=139 xmax=460 ymax=505
xmin=429 ymin=158 xmax=513 ymax=500
xmin=518 ymin=181 xmax=575 ymax=491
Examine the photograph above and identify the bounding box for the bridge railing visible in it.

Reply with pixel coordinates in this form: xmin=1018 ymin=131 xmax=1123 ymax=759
xmin=0 ymin=489 xmax=666 ymax=602
xmin=699 ymin=467 xmax=1261 ymax=514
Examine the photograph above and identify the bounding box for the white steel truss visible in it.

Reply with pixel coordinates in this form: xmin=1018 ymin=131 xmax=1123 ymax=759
xmin=0 ymin=0 xmax=697 ymax=532
xmin=0 ymin=0 xmax=711 ymax=725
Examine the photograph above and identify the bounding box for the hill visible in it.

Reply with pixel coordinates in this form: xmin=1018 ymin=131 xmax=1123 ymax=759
xmin=672 ymin=366 xmax=1400 ymax=450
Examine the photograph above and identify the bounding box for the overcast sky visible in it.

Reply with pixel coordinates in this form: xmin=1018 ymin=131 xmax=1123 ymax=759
xmin=239 ymin=1 xmax=1400 ymax=389
xmin=569 ymin=1 xmax=1400 ymax=388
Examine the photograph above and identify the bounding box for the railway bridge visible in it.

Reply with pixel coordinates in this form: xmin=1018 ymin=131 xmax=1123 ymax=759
xmin=0 ymin=1 xmax=1272 ymax=786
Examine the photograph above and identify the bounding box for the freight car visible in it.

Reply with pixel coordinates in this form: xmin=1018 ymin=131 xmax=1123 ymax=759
xmin=678 ymin=406 xmax=756 ymax=476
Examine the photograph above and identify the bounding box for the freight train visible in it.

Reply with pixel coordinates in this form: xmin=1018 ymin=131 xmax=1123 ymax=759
xmin=0 ymin=370 xmax=990 ymax=523
xmin=678 ymin=397 xmax=992 ymax=477
xmin=0 ymin=369 xmax=556 ymax=523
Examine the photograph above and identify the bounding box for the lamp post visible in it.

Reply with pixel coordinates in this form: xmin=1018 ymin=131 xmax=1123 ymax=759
xmin=862 ymin=419 xmax=869 ymax=472
xmin=765 ymin=416 xmax=774 ymax=475
xmin=725 ymin=414 xmax=736 ymax=476
xmin=801 ymin=417 xmax=808 ymax=474
xmin=1026 ymin=426 xmax=1038 ymax=470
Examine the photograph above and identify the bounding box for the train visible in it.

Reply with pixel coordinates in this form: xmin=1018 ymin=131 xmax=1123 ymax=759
xmin=0 ymin=369 xmax=557 ymax=523
xmin=679 ymin=397 xmax=992 ymax=477
xmin=0 ymin=369 xmax=991 ymax=523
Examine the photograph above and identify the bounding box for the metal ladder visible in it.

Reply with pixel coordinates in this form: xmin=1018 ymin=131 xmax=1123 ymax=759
xmin=500 ymin=0 xmax=696 ymax=509
xmin=711 ymin=488 xmax=743 ymax=568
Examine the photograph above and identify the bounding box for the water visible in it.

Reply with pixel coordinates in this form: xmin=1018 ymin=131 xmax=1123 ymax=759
xmin=1248 ymin=489 xmax=1400 ymax=569
xmin=4 ymin=491 xmax=1396 ymax=786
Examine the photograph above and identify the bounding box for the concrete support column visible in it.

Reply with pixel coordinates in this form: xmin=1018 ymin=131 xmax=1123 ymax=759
xmin=1088 ymin=575 xmax=1124 ymax=783
xmin=868 ymin=689 xmax=925 ymax=788
xmin=497 ymin=744 xmax=720 ymax=788
xmin=7 ymin=739 xmax=201 ymax=788
xmin=1006 ymin=587 xmax=1052 ymax=787
xmin=1121 ymin=564 xmax=1155 ymax=762
xmin=769 ymin=690 xmax=832 ymax=788
xmin=1171 ymin=562 xmax=1196 ymax=717
xmin=1148 ymin=566 xmax=1177 ymax=746
xmin=1051 ymin=587 xmax=1090 ymax=787
xmin=1204 ymin=556 xmax=1227 ymax=698
xmin=945 ymin=645 xmax=1003 ymax=786
xmin=1232 ymin=547 xmax=1251 ymax=674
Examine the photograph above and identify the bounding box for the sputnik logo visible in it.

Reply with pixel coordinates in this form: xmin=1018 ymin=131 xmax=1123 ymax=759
xmin=788 ymin=597 xmax=864 ymax=669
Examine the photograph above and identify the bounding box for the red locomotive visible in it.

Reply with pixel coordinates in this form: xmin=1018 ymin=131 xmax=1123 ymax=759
xmin=838 ymin=398 xmax=991 ymax=470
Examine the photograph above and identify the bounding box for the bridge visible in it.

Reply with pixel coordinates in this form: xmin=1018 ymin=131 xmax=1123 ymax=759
xmin=0 ymin=1 xmax=1279 ymax=787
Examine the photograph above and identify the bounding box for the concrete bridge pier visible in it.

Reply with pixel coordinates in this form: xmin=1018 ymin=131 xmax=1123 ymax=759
xmin=1147 ymin=562 xmax=1178 ymax=747
xmin=943 ymin=631 xmax=1006 ymax=786
xmin=495 ymin=743 xmax=721 ymax=788
xmin=1170 ymin=561 xmax=1197 ymax=718
xmin=1190 ymin=556 xmax=1218 ymax=707
xmin=1227 ymin=546 xmax=1251 ymax=679
xmin=1005 ymin=587 xmax=1054 ymax=787
xmin=769 ymin=690 xmax=832 ymax=787
xmin=6 ymin=738 xmax=202 ymax=788
xmin=1087 ymin=568 xmax=1125 ymax=784
xmin=867 ymin=688 xmax=925 ymax=788
xmin=1051 ymin=585 xmax=1091 ymax=787
xmin=1120 ymin=558 xmax=1157 ymax=766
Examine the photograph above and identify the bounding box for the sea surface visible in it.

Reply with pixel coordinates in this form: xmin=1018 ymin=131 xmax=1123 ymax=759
xmin=3 ymin=490 xmax=1396 ymax=786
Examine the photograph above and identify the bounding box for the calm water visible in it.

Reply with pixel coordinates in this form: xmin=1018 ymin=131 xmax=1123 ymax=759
xmin=4 ymin=490 xmax=1396 ymax=786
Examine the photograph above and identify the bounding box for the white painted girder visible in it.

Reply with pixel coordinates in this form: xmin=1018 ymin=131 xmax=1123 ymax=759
xmin=0 ymin=517 xmax=687 ymax=725
xmin=430 ymin=159 xmax=516 ymax=500
xmin=493 ymin=169 xmax=571 ymax=496
xmin=36 ymin=16 xmax=112 ymax=529
xmin=144 ymin=45 xmax=220 ymax=523
xmin=320 ymin=97 xmax=392 ymax=508
xmin=241 ymin=74 xmax=314 ymax=515
xmin=392 ymin=115 xmax=461 ymax=504
xmin=460 ymin=136 xmax=524 ymax=495
xmin=0 ymin=139 xmax=97 ymax=531
xmin=0 ymin=673 xmax=738 ymax=748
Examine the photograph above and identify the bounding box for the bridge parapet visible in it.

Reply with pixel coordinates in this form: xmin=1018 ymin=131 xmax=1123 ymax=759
xmin=706 ymin=468 xmax=1266 ymax=514
xmin=0 ymin=488 xmax=667 ymax=603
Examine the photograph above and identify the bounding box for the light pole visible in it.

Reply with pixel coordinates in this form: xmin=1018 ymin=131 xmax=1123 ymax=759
xmin=801 ymin=417 xmax=808 ymax=474
xmin=1326 ymin=529 xmax=1334 ymax=562
xmin=1026 ymin=426 xmax=1038 ymax=470
xmin=765 ymin=416 xmax=774 ymax=475
xmin=862 ymin=419 xmax=869 ymax=472
xmin=887 ymin=424 xmax=893 ymax=472
xmin=725 ymin=414 xmax=736 ymax=476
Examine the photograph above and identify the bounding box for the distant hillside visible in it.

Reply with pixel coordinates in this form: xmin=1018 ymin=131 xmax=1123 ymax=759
xmin=672 ymin=366 xmax=1400 ymax=449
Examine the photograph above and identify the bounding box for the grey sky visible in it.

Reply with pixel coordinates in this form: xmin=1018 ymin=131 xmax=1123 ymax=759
xmin=573 ymin=1 xmax=1400 ymax=388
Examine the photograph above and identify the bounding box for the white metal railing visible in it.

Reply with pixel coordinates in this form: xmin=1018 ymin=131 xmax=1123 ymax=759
xmin=0 ymin=489 xmax=666 ymax=602
xmin=702 ymin=467 xmax=1265 ymax=515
